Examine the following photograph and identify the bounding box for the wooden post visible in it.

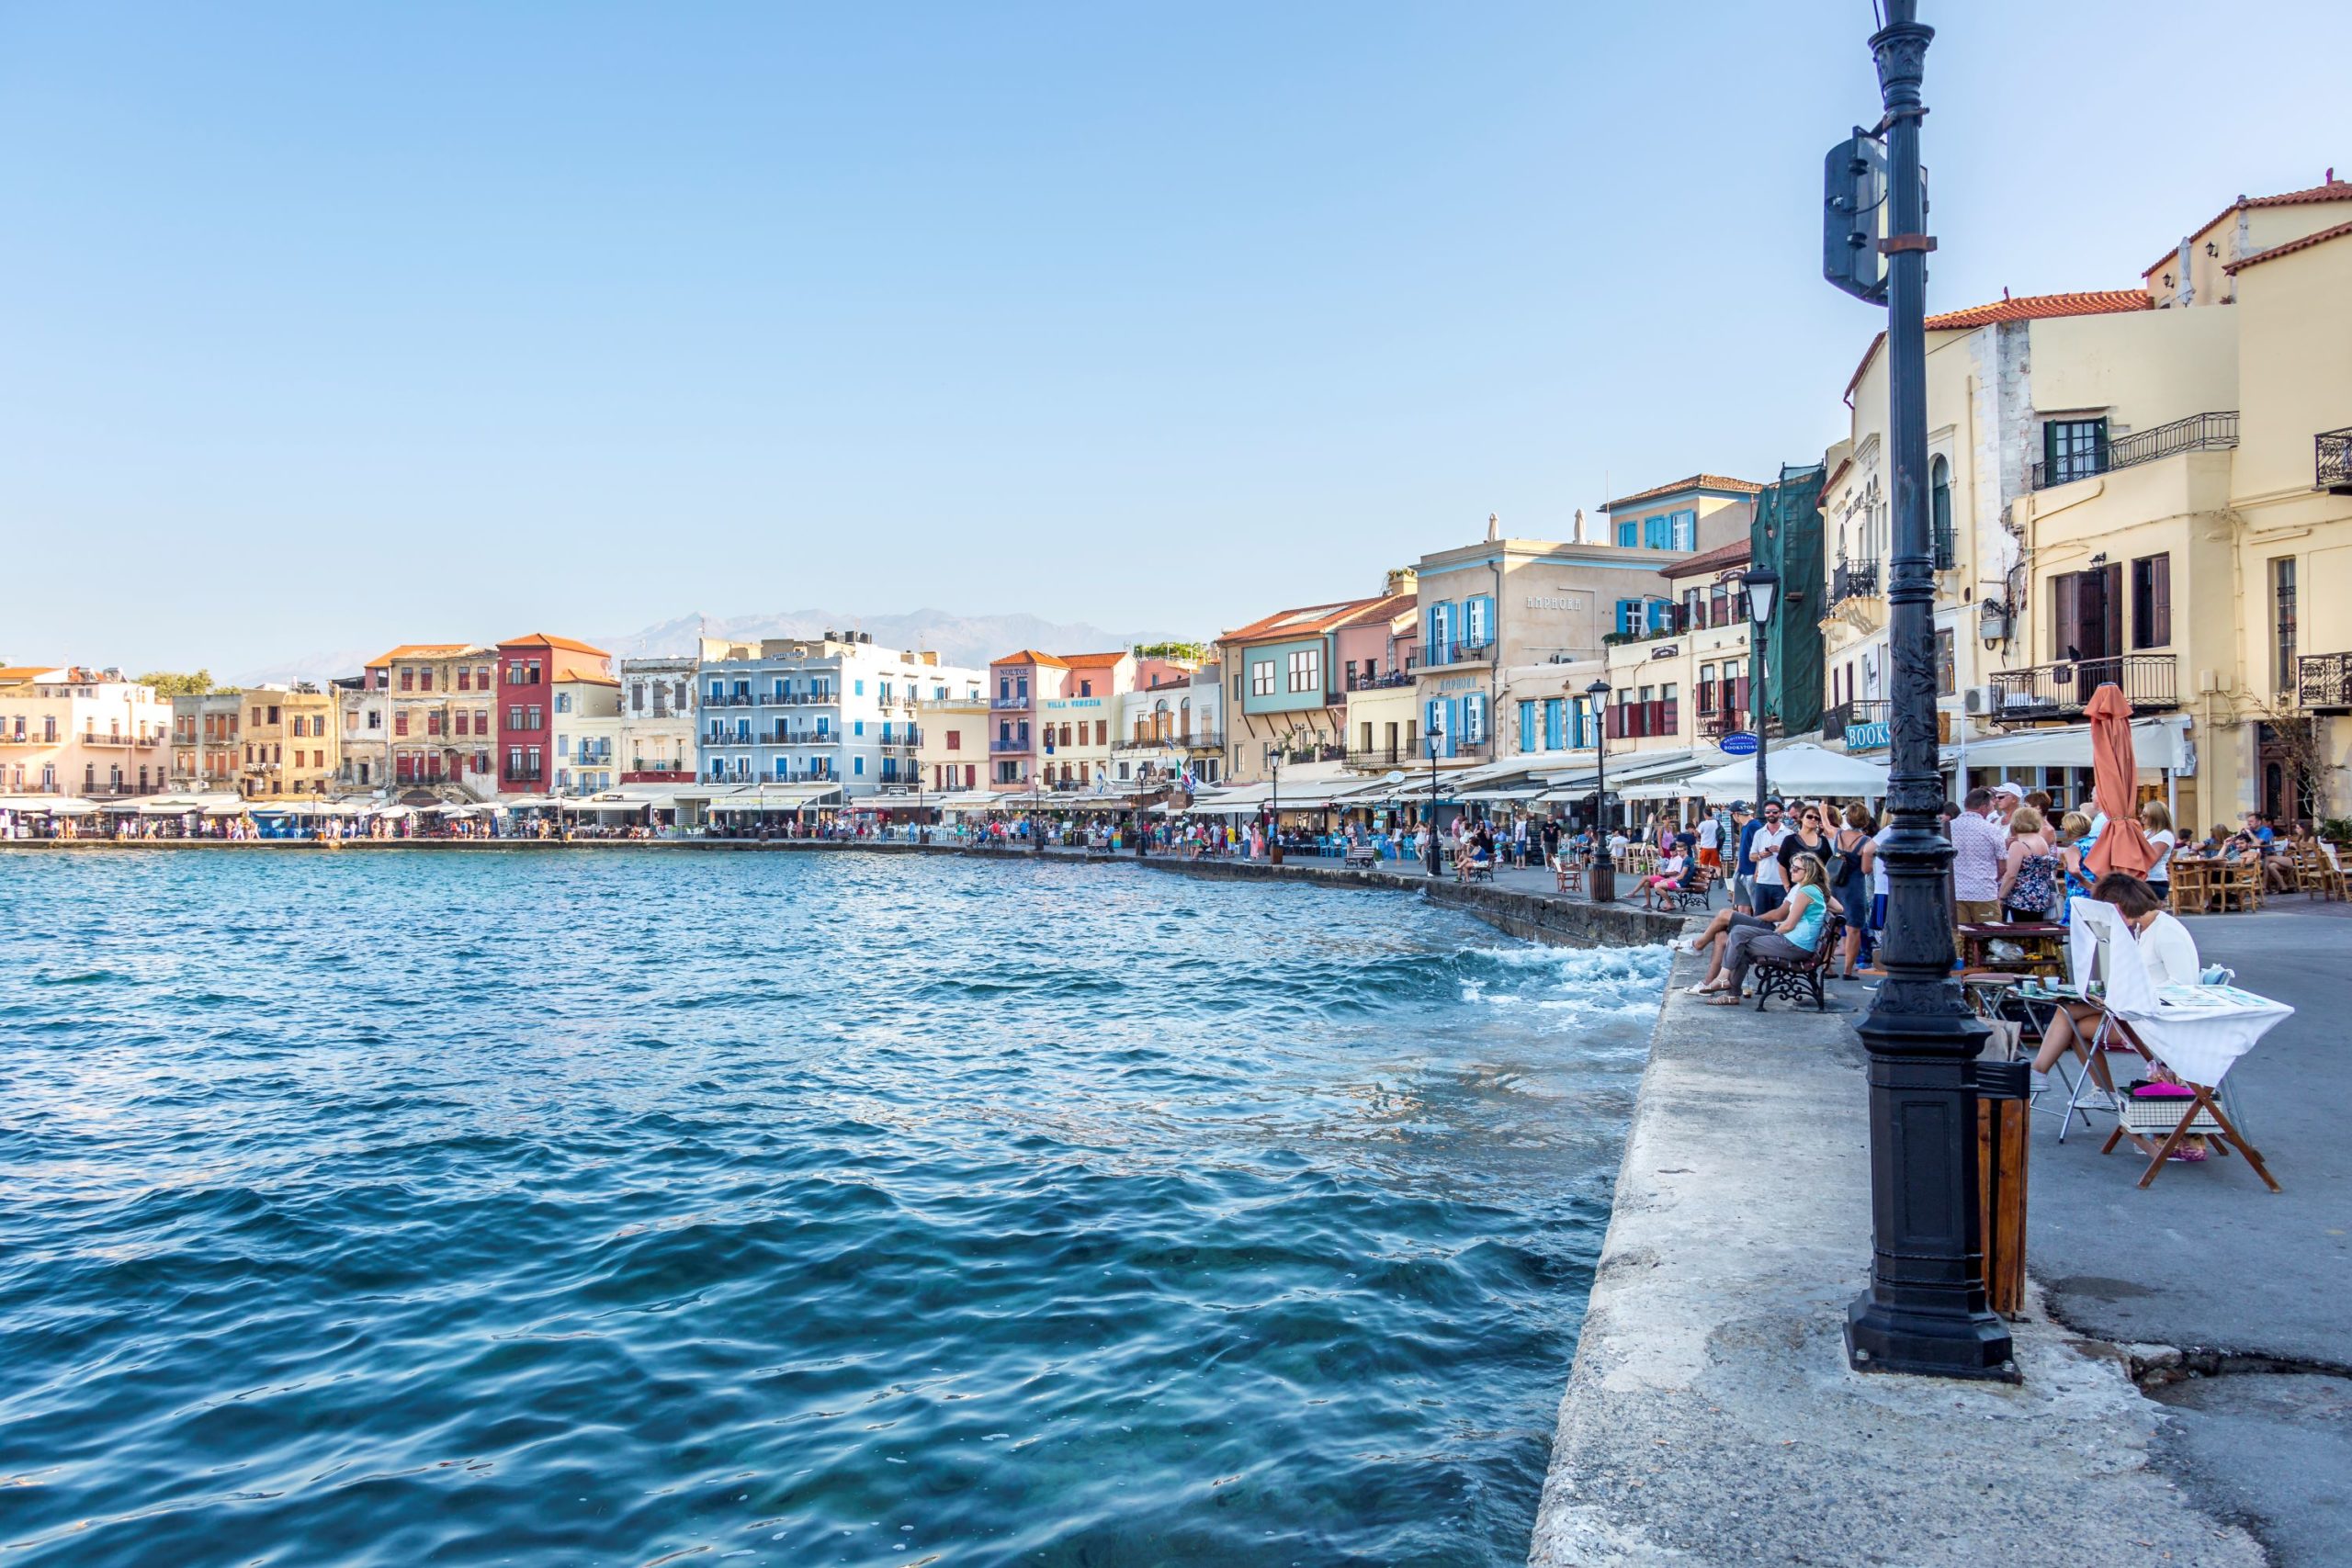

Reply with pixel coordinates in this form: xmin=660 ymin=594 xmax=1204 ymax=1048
xmin=1975 ymin=1059 xmax=2030 ymax=1318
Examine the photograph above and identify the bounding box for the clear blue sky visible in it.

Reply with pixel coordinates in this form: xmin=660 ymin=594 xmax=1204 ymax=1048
xmin=3 ymin=2 xmax=2344 ymax=674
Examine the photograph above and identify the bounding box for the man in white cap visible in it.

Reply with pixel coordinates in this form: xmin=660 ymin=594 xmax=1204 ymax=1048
xmin=1989 ymin=780 xmax=2025 ymax=840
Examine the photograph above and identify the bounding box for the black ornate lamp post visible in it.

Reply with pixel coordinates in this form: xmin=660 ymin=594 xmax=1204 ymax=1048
xmin=1742 ymin=564 xmax=1781 ymax=815
xmin=1587 ymin=678 xmax=1614 ymax=904
xmin=1838 ymin=0 xmax=2014 ymax=1381
xmin=1264 ymin=742 xmax=1284 ymax=865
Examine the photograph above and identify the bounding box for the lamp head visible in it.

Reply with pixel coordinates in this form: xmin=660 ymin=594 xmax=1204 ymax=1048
xmin=1742 ymin=566 xmax=1781 ymax=626
xmin=1585 ymin=678 xmax=1611 ymax=699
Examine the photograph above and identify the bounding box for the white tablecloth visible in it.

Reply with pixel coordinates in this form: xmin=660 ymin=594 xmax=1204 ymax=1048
xmin=2118 ymin=984 xmax=2295 ymax=1088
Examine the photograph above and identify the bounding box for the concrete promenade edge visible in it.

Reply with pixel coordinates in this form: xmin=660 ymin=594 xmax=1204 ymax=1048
xmin=1526 ymin=949 xmax=2262 ymax=1568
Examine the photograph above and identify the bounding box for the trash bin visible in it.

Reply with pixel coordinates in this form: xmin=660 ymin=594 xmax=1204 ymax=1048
xmin=1975 ymin=1058 xmax=2030 ymax=1319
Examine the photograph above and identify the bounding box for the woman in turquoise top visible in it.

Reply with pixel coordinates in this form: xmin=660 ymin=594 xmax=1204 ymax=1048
xmin=1702 ymin=852 xmax=1834 ymax=1004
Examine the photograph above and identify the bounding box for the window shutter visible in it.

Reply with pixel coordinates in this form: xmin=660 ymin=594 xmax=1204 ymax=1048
xmin=2150 ymin=554 xmax=2172 ymax=647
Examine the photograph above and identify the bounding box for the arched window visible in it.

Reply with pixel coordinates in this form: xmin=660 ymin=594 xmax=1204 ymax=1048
xmin=1929 ymin=456 xmax=1954 ymax=570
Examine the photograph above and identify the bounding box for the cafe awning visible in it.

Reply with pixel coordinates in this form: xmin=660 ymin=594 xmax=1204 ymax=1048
xmin=0 ymin=795 xmax=100 ymax=815
xmin=1945 ymin=714 xmax=2191 ymax=773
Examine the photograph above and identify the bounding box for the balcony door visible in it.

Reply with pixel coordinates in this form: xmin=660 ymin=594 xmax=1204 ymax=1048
xmin=2052 ymin=563 xmax=2122 ymax=665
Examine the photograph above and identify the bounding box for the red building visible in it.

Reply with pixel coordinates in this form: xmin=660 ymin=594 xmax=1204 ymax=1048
xmin=493 ymin=633 xmax=612 ymax=796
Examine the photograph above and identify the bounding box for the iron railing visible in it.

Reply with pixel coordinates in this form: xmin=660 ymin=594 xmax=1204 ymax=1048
xmin=1345 ymin=747 xmax=1408 ymax=770
xmin=1345 ymin=668 xmax=1412 ymax=692
xmin=988 ymin=737 xmax=1031 ymax=753
xmin=1822 ymin=699 xmax=1891 ymax=742
xmin=2029 ymin=411 xmax=2238 ymax=491
xmin=2318 ymin=427 xmax=2352 ymax=493
xmin=1414 ymin=637 xmax=1496 ymax=670
xmin=1830 ymin=558 xmax=1880 ymax=604
xmin=2295 ymin=652 xmax=2352 ymax=712
xmin=989 ymin=695 xmax=1030 ymax=710
xmin=1988 ymin=653 xmax=2178 ymax=723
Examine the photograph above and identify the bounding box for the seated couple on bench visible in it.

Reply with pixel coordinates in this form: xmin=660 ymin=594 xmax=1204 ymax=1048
xmin=1634 ymin=838 xmax=1713 ymax=911
xmin=1677 ymin=851 xmax=1840 ymax=1007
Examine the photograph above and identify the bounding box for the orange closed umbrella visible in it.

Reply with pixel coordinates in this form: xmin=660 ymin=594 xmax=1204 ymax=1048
xmin=2084 ymin=682 xmax=2156 ymax=880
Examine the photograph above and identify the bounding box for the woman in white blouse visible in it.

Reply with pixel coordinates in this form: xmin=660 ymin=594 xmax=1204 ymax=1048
xmin=2031 ymin=873 xmax=2201 ymax=1080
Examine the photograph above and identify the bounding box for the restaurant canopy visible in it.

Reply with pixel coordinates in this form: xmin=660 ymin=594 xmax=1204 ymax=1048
xmin=1664 ymin=740 xmax=1892 ymax=803
xmin=1942 ymin=714 xmax=2192 ymax=773
xmin=0 ymin=795 xmax=101 ymax=815
xmin=695 ymin=783 xmax=845 ymax=812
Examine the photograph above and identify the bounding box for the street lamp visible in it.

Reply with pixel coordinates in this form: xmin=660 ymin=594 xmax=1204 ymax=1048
xmin=1587 ymin=679 xmax=1613 ymax=904
xmin=1423 ymin=722 xmax=1444 ymax=877
xmin=1264 ymin=741 xmax=1284 ymax=865
xmin=1742 ymin=563 xmax=1781 ymax=818
xmin=1836 ymin=0 xmax=2013 ymax=1382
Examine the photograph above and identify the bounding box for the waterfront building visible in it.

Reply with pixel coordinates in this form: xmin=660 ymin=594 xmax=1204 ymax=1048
xmin=1114 ymin=657 xmax=1224 ymax=788
xmin=917 ymin=693 xmax=988 ymax=794
xmin=984 ymin=650 xmax=1059 ymax=794
xmin=1409 ymin=496 xmax=1747 ymax=772
xmin=550 ymin=665 xmax=623 ymax=796
xmin=1035 ymin=651 xmax=1133 ymax=792
xmin=698 ymin=632 xmax=982 ymax=797
xmin=337 ymin=644 xmax=498 ymax=796
xmin=618 ymin=657 xmax=698 ymax=784
xmin=169 ymin=693 xmax=243 ymax=792
xmin=0 ymin=666 xmax=172 ymax=797
xmin=1217 ymin=582 xmax=1416 ymax=784
xmin=1816 ymin=175 xmax=2352 ymax=822
xmin=1994 ymin=177 xmax=2352 ymax=824
xmin=1340 ymin=596 xmax=1420 ymax=773
xmin=494 ymin=634 xmax=612 ymax=798
xmin=238 ymin=684 xmax=340 ymax=798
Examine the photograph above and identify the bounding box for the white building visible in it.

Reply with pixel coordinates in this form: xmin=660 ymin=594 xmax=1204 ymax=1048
xmin=618 ymin=656 xmax=698 ymax=784
xmin=696 ymin=633 xmax=984 ymax=797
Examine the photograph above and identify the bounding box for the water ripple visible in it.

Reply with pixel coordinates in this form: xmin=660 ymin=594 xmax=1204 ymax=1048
xmin=0 ymin=850 xmax=1665 ymax=1566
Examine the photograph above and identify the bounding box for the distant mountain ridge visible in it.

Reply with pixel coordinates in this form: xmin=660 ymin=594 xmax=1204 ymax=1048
xmin=596 ymin=608 xmax=1149 ymax=671
xmin=232 ymin=608 xmax=1157 ymax=689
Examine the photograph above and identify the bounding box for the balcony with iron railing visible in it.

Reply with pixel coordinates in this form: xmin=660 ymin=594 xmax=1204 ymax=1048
xmin=2319 ymin=427 xmax=2352 ymax=494
xmin=990 ymin=695 xmax=1032 ymax=711
xmin=1828 ymin=558 xmax=1881 ymax=605
xmin=1411 ymin=637 xmax=1496 ymax=671
xmin=2295 ymin=652 xmax=2352 ymax=713
xmin=1345 ymin=746 xmax=1411 ymax=770
xmin=1821 ymin=699 xmax=1891 ymax=743
xmin=989 ymin=736 xmax=1032 ymax=753
xmin=1345 ymin=668 xmax=1412 ymax=692
xmin=1988 ymin=653 xmax=2178 ymax=724
xmin=2029 ymin=411 xmax=2239 ymax=491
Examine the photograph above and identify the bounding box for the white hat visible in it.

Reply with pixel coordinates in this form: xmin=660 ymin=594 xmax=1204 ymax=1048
xmin=1991 ymin=779 xmax=2026 ymax=800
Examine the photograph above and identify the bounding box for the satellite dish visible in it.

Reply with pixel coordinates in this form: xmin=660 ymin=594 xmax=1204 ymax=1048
xmin=1383 ymin=771 xmax=1407 ymax=785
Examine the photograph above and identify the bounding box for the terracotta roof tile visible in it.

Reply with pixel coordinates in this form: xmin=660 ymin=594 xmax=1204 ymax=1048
xmin=990 ymin=649 xmax=1069 ymax=668
xmin=1220 ymin=594 xmax=1392 ymax=644
xmin=0 ymin=664 xmax=62 ymax=681
xmin=1922 ymin=289 xmax=2151 ymax=331
xmin=1661 ymin=538 xmax=1754 ymax=581
xmin=2222 ymin=218 xmax=2352 ymax=275
xmin=2143 ymin=179 xmax=2352 ymax=275
xmin=499 ymin=632 xmax=611 ymax=658
xmin=1601 ymin=474 xmax=1767 ymax=512
xmin=366 ymin=643 xmax=482 ymax=667
xmin=1057 ymin=650 xmax=1130 ymax=668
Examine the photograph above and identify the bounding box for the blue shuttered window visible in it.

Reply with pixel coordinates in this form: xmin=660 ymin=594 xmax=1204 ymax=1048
xmin=1519 ymin=700 xmax=1535 ymax=752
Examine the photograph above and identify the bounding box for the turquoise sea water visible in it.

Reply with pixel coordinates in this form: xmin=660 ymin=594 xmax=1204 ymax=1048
xmin=0 ymin=851 xmax=1668 ymax=1566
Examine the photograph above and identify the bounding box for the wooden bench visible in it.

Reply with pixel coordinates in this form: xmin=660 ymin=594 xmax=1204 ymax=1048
xmin=1459 ymin=856 xmax=1497 ymax=883
xmin=1342 ymin=842 xmax=1378 ymax=869
xmin=1751 ymin=913 xmax=1845 ymax=1012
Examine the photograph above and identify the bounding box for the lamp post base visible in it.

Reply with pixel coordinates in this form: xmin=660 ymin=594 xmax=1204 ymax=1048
xmin=1845 ymin=1297 xmax=2018 ymax=1382
xmin=1589 ymin=859 xmax=1616 ymax=904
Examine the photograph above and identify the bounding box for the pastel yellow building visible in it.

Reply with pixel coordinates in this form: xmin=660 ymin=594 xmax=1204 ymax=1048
xmin=917 ymin=696 xmax=989 ymax=794
xmin=2003 ymin=177 xmax=2352 ymax=826
xmin=239 ymin=685 xmax=341 ymax=799
xmin=0 ymin=666 xmax=173 ymax=798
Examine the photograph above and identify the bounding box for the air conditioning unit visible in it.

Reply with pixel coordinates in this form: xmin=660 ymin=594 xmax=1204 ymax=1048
xmin=1962 ymin=684 xmax=1996 ymax=716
